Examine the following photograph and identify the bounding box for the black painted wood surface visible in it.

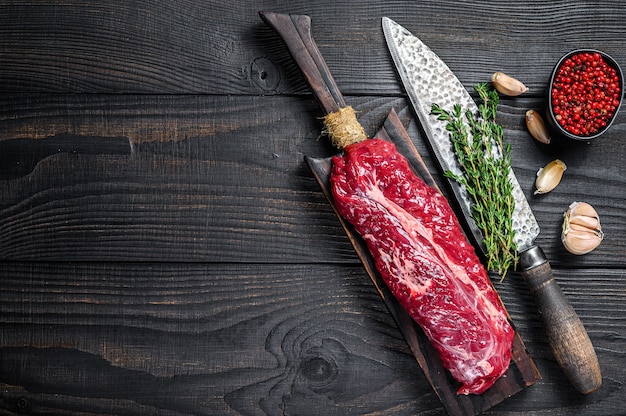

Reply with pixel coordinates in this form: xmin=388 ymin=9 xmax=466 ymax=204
xmin=0 ymin=1 xmax=624 ymax=415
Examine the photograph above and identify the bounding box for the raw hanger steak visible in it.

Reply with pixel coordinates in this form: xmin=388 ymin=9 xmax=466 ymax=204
xmin=331 ymin=138 xmax=515 ymax=395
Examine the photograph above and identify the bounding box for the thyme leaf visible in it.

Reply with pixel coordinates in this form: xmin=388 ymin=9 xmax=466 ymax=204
xmin=431 ymin=83 xmax=518 ymax=279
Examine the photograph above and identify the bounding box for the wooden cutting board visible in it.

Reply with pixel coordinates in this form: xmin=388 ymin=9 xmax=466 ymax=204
xmin=260 ymin=12 xmax=541 ymax=415
xmin=305 ymin=109 xmax=541 ymax=416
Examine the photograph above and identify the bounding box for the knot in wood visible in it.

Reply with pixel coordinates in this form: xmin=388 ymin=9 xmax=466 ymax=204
xmin=300 ymin=356 xmax=337 ymax=384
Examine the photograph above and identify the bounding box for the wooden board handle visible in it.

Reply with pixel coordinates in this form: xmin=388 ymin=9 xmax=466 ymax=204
xmin=260 ymin=11 xmax=346 ymax=115
xmin=519 ymin=245 xmax=602 ymax=394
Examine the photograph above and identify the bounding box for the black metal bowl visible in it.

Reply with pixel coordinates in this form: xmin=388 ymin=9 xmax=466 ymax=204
xmin=546 ymin=49 xmax=624 ymax=141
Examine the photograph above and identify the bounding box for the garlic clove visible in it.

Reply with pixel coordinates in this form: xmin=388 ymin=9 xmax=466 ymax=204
xmin=562 ymin=202 xmax=604 ymax=255
xmin=568 ymin=213 xmax=601 ymax=230
xmin=525 ymin=109 xmax=551 ymax=144
xmin=563 ymin=228 xmax=604 ymax=255
xmin=566 ymin=200 xmax=599 ymax=218
xmin=491 ymin=72 xmax=529 ymax=96
xmin=534 ymin=159 xmax=567 ymax=195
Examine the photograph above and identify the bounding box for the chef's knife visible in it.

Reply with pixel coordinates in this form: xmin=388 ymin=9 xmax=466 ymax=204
xmin=383 ymin=17 xmax=601 ymax=394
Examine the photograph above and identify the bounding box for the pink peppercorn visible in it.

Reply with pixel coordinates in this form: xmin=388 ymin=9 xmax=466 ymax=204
xmin=550 ymin=51 xmax=622 ymax=137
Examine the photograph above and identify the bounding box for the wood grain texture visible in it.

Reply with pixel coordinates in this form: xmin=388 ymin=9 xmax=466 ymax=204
xmin=0 ymin=0 xmax=625 ymax=415
xmin=0 ymin=1 xmax=625 ymax=95
xmin=0 ymin=263 xmax=624 ymax=416
xmin=0 ymin=263 xmax=441 ymax=415
xmin=0 ymin=95 xmax=623 ymax=265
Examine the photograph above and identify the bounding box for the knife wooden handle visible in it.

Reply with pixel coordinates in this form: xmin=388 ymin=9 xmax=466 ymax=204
xmin=519 ymin=245 xmax=602 ymax=394
xmin=260 ymin=11 xmax=346 ymax=115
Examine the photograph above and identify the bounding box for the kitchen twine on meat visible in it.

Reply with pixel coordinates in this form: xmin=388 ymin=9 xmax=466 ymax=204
xmin=323 ymin=106 xmax=368 ymax=148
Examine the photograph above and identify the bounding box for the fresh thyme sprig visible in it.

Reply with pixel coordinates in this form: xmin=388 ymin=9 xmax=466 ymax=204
xmin=431 ymin=83 xmax=518 ymax=279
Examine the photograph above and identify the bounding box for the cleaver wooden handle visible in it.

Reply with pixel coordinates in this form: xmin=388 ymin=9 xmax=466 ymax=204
xmin=519 ymin=245 xmax=602 ymax=394
xmin=259 ymin=11 xmax=346 ymax=116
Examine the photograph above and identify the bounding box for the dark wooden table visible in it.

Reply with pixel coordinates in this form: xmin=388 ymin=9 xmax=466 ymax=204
xmin=1 ymin=1 xmax=624 ymax=415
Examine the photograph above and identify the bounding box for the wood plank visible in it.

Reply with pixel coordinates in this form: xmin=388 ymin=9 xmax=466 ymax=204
xmin=0 ymin=2 xmax=624 ymax=416
xmin=0 ymin=262 xmax=445 ymax=415
xmin=0 ymin=1 xmax=624 ymax=95
xmin=0 ymin=94 xmax=623 ymax=266
xmin=0 ymin=262 xmax=623 ymax=415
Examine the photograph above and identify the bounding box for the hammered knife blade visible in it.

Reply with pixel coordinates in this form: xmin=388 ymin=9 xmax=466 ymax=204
xmin=383 ymin=17 xmax=601 ymax=394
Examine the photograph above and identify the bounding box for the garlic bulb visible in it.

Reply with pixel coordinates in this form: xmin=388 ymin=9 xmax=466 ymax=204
xmin=491 ymin=72 xmax=529 ymax=96
xmin=562 ymin=202 xmax=604 ymax=255
xmin=525 ymin=110 xmax=551 ymax=144
xmin=534 ymin=159 xmax=566 ymax=195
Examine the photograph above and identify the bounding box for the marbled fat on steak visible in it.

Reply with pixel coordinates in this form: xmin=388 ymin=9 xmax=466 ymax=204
xmin=330 ymin=138 xmax=514 ymax=395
